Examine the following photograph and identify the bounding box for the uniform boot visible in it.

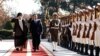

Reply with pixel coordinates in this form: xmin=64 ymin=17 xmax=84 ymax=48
xmin=76 ymin=43 xmax=78 ymax=52
xmin=99 ymin=48 xmax=100 ymax=51
xmin=67 ymin=41 xmax=71 ymax=50
xmin=72 ymin=42 xmax=74 ymax=51
xmin=69 ymin=41 xmax=72 ymax=50
xmin=74 ymin=42 xmax=77 ymax=52
xmin=60 ymin=41 xmax=63 ymax=47
xmin=79 ymin=43 xmax=82 ymax=54
xmin=84 ymin=44 xmax=88 ymax=55
xmin=70 ymin=41 xmax=72 ymax=50
xmin=77 ymin=43 xmax=81 ymax=53
xmin=80 ymin=44 xmax=84 ymax=55
xmin=73 ymin=42 xmax=76 ymax=51
xmin=95 ymin=47 xmax=99 ymax=56
xmin=62 ymin=41 xmax=65 ymax=47
xmin=66 ymin=41 xmax=69 ymax=48
xmin=89 ymin=45 xmax=94 ymax=56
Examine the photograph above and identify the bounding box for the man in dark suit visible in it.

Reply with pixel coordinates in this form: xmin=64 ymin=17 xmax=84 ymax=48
xmin=30 ymin=14 xmax=42 ymax=52
xmin=12 ymin=13 xmax=28 ymax=51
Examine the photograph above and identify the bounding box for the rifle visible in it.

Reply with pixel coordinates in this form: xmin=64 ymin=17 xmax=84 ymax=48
xmin=75 ymin=24 xmax=78 ymax=35
xmin=91 ymin=22 xmax=97 ymax=40
xmin=90 ymin=13 xmax=93 ymax=20
xmin=73 ymin=24 xmax=78 ymax=35
xmin=82 ymin=24 xmax=87 ymax=38
xmin=73 ymin=25 xmax=75 ymax=35
xmin=85 ymin=14 xmax=87 ymax=22
xmin=86 ymin=23 xmax=92 ymax=38
xmin=77 ymin=24 xmax=82 ymax=38
xmin=76 ymin=13 xmax=78 ymax=21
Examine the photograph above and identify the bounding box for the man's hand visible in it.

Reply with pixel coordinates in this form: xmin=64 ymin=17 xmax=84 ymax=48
xmin=12 ymin=32 xmax=15 ymax=37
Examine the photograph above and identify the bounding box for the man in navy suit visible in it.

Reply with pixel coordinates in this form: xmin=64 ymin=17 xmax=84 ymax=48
xmin=30 ymin=14 xmax=42 ymax=52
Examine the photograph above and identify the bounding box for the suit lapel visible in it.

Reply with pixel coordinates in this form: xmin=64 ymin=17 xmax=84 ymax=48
xmin=22 ymin=20 xmax=25 ymax=31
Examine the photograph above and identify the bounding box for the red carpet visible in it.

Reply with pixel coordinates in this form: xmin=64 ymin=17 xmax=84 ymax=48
xmin=30 ymin=42 xmax=48 ymax=56
xmin=31 ymin=47 xmax=48 ymax=56
xmin=10 ymin=49 xmax=27 ymax=56
xmin=10 ymin=42 xmax=27 ymax=56
xmin=10 ymin=41 xmax=48 ymax=56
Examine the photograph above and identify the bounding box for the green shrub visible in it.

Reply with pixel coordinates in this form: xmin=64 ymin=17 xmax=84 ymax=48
xmin=3 ymin=21 xmax=13 ymax=30
xmin=0 ymin=30 xmax=13 ymax=39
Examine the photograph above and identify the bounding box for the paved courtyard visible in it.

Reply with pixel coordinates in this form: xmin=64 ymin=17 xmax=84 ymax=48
xmin=0 ymin=39 xmax=88 ymax=56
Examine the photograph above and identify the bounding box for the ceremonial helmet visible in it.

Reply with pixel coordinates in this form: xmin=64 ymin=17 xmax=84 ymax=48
xmin=52 ymin=12 xmax=58 ymax=16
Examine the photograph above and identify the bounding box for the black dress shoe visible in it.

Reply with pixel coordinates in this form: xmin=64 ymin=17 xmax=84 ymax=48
xmin=81 ymin=53 xmax=86 ymax=55
xmin=37 ymin=48 xmax=39 ymax=50
xmin=53 ymin=49 xmax=56 ymax=51
xmin=16 ymin=48 xmax=19 ymax=51
xmin=36 ymin=47 xmax=39 ymax=50
xmin=89 ymin=54 xmax=94 ymax=56
xmin=84 ymin=52 xmax=88 ymax=55
xmin=34 ymin=49 xmax=36 ymax=52
xmin=33 ymin=48 xmax=35 ymax=49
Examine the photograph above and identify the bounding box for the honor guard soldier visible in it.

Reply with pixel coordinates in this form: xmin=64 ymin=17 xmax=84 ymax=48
xmin=71 ymin=13 xmax=77 ymax=51
xmin=89 ymin=8 xmax=96 ymax=56
xmin=86 ymin=6 xmax=94 ymax=56
xmin=75 ymin=12 xmax=80 ymax=52
xmin=74 ymin=11 xmax=80 ymax=52
xmin=80 ymin=10 xmax=87 ymax=55
xmin=49 ymin=12 xmax=61 ymax=51
xmin=78 ymin=10 xmax=85 ymax=55
xmin=74 ymin=12 xmax=80 ymax=52
xmin=77 ymin=12 xmax=82 ymax=53
xmin=97 ymin=3 xmax=100 ymax=54
xmin=84 ymin=10 xmax=90 ymax=55
xmin=94 ymin=4 xmax=100 ymax=56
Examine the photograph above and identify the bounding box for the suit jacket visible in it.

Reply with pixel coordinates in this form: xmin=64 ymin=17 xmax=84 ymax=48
xmin=30 ymin=20 xmax=42 ymax=35
xmin=12 ymin=19 xmax=28 ymax=36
